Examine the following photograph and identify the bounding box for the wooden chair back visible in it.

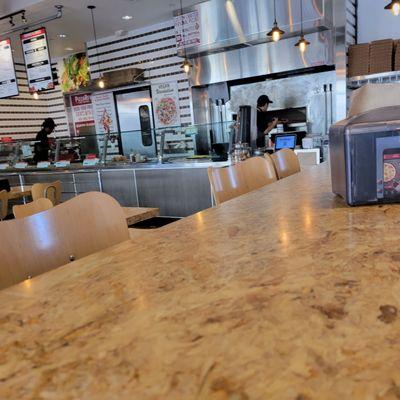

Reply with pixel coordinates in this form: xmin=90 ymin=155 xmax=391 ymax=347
xmin=241 ymin=156 xmax=278 ymax=192
xmin=0 ymin=192 xmax=129 ymax=290
xmin=31 ymin=180 xmax=62 ymax=205
xmin=13 ymin=198 xmax=54 ymax=219
xmin=270 ymin=149 xmax=301 ymax=179
xmin=0 ymin=190 xmax=8 ymax=220
xmin=208 ymin=163 xmax=248 ymax=205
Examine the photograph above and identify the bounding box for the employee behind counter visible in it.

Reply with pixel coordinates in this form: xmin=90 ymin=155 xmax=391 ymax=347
xmin=256 ymin=95 xmax=283 ymax=148
xmin=33 ymin=118 xmax=56 ymax=163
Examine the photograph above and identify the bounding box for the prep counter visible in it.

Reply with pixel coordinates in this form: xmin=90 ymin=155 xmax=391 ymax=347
xmin=0 ymin=160 xmax=228 ymax=217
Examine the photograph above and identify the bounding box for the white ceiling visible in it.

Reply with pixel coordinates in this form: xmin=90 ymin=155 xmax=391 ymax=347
xmin=0 ymin=0 xmax=204 ymax=60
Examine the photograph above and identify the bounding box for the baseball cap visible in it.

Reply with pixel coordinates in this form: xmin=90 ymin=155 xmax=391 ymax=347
xmin=257 ymin=95 xmax=274 ymax=107
xmin=42 ymin=118 xmax=57 ymax=129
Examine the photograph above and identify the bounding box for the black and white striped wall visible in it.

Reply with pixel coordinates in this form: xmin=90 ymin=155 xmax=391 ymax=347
xmin=0 ymin=62 xmax=69 ymax=139
xmin=86 ymin=20 xmax=193 ymax=126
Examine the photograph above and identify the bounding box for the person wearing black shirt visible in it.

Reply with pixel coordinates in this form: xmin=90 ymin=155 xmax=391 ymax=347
xmin=256 ymin=95 xmax=278 ymax=148
xmin=34 ymin=118 xmax=56 ymax=163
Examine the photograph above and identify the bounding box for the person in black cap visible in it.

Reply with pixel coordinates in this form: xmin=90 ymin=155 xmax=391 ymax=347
xmin=33 ymin=118 xmax=56 ymax=163
xmin=256 ymin=95 xmax=278 ymax=148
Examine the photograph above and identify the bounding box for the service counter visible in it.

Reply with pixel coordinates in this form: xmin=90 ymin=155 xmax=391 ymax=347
xmin=0 ymin=160 xmax=228 ymax=217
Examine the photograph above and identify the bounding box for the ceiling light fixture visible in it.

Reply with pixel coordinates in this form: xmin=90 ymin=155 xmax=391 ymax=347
xmin=179 ymin=0 xmax=192 ymax=74
xmin=267 ymin=0 xmax=285 ymax=42
xmin=21 ymin=12 xmax=27 ymax=23
xmin=0 ymin=6 xmax=62 ymax=38
xmin=58 ymin=33 xmax=67 ymax=38
xmin=385 ymin=0 xmax=400 ymax=16
xmin=88 ymin=5 xmax=106 ymax=89
xmin=65 ymin=47 xmax=74 ymax=51
xmin=295 ymin=0 xmax=310 ymax=53
xmin=9 ymin=17 xmax=15 ymax=27
xmin=33 ymin=92 xmax=39 ymax=100
xmin=122 ymin=15 xmax=133 ymax=20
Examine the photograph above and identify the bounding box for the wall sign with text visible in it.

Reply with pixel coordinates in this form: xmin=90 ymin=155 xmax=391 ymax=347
xmin=152 ymin=82 xmax=181 ymax=128
xmin=71 ymin=93 xmax=95 ymax=135
xmin=92 ymin=92 xmax=118 ymax=134
xmin=0 ymin=38 xmax=18 ymax=99
xmin=174 ymin=10 xmax=201 ymax=50
xmin=21 ymin=27 xmax=54 ymax=93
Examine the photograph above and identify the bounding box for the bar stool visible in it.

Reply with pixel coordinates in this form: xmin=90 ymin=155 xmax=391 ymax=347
xmin=13 ymin=198 xmax=54 ymax=219
xmin=208 ymin=163 xmax=248 ymax=205
xmin=270 ymin=149 xmax=301 ymax=179
xmin=31 ymin=180 xmax=62 ymax=205
xmin=0 ymin=192 xmax=129 ymax=290
xmin=241 ymin=156 xmax=278 ymax=192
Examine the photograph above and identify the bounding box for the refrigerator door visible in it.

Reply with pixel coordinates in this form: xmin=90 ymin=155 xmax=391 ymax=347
xmin=115 ymin=89 xmax=157 ymax=157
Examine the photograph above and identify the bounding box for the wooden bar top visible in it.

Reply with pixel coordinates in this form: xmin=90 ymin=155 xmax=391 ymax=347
xmin=2 ymin=162 xmax=400 ymax=399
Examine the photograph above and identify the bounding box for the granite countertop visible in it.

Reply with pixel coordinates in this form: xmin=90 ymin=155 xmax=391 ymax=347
xmin=2 ymin=162 xmax=400 ymax=399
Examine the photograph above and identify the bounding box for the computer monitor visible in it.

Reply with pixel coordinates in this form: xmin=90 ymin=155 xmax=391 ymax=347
xmin=274 ymin=134 xmax=297 ymax=151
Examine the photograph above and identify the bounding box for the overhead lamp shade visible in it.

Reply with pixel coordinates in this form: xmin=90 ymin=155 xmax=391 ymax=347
xmin=385 ymin=0 xmax=400 ymax=16
xmin=295 ymin=35 xmax=310 ymax=53
xmin=267 ymin=22 xmax=285 ymax=42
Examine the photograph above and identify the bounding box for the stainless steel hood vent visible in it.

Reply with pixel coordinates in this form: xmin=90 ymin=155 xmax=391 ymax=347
xmin=176 ymin=0 xmax=333 ymax=58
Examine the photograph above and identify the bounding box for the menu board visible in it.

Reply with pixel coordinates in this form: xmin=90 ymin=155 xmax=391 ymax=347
xmin=152 ymin=82 xmax=181 ymax=128
xmin=21 ymin=27 xmax=54 ymax=93
xmin=71 ymin=93 xmax=95 ymax=135
xmin=92 ymin=92 xmax=118 ymax=134
xmin=0 ymin=39 xmax=18 ymax=98
xmin=174 ymin=10 xmax=201 ymax=49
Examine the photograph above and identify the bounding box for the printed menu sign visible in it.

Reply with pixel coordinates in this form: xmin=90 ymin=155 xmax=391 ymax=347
xmin=152 ymin=82 xmax=181 ymax=128
xmin=71 ymin=93 xmax=95 ymax=135
xmin=92 ymin=92 xmax=118 ymax=134
xmin=0 ymin=38 xmax=18 ymax=98
xmin=174 ymin=10 xmax=201 ymax=49
xmin=21 ymin=27 xmax=54 ymax=93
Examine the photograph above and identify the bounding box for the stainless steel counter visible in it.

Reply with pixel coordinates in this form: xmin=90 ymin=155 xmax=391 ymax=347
xmin=1 ymin=160 xmax=228 ymax=217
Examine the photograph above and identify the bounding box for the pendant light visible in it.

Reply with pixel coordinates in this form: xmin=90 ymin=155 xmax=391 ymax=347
xmin=295 ymin=0 xmax=310 ymax=53
xmin=179 ymin=0 xmax=192 ymax=74
xmin=385 ymin=0 xmax=400 ymax=16
xmin=88 ymin=5 xmax=105 ymax=88
xmin=267 ymin=0 xmax=285 ymax=42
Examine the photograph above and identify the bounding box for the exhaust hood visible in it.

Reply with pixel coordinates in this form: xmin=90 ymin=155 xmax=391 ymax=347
xmin=175 ymin=0 xmax=335 ymax=86
xmin=176 ymin=0 xmax=333 ymax=58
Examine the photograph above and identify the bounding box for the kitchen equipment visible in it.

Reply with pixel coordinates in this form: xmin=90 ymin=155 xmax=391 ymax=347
xmin=330 ymin=105 xmax=400 ymax=206
xmin=302 ymin=137 xmax=314 ymax=149
xmin=115 ymin=88 xmax=156 ymax=158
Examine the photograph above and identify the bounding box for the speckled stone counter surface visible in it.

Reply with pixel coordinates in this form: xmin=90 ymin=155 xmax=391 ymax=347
xmin=2 ymin=162 xmax=400 ymax=399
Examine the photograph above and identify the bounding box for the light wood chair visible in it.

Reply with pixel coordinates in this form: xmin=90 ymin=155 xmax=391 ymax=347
xmin=241 ymin=156 xmax=278 ymax=192
xmin=0 ymin=190 xmax=8 ymax=220
xmin=208 ymin=163 xmax=248 ymax=205
xmin=13 ymin=198 xmax=54 ymax=219
xmin=31 ymin=180 xmax=62 ymax=205
xmin=270 ymin=149 xmax=301 ymax=179
xmin=0 ymin=192 xmax=129 ymax=290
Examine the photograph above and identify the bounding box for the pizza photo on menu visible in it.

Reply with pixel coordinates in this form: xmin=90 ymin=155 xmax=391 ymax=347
xmin=384 ymin=162 xmax=396 ymax=183
xmin=156 ymin=97 xmax=178 ymax=126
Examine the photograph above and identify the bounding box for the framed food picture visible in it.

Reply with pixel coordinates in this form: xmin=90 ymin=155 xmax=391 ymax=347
xmin=152 ymin=82 xmax=181 ymax=128
xmin=58 ymin=52 xmax=90 ymax=93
